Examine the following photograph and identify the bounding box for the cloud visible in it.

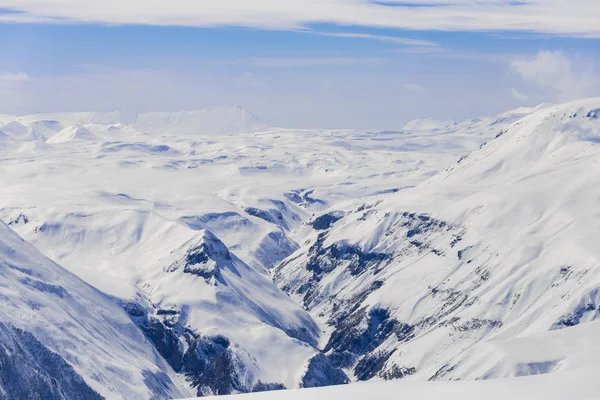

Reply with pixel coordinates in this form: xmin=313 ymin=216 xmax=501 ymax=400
xmin=510 ymin=51 xmax=597 ymax=102
xmin=0 ymin=72 xmax=28 ymax=84
xmin=510 ymin=88 xmax=529 ymax=102
xmin=402 ymin=83 xmax=425 ymax=91
xmin=244 ymin=57 xmax=381 ymax=68
xmin=0 ymin=1 xmax=599 ymax=37
xmin=312 ymin=31 xmax=438 ymax=47
xmin=236 ymin=71 xmax=265 ymax=88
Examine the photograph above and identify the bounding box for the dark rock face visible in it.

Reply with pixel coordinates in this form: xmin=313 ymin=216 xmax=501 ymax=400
xmin=274 ymin=211 xmax=458 ymax=382
xmin=300 ymin=304 xmax=419 ymax=382
xmin=8 ymin=213 xmax=29 ymax=226
xmin=166 ymin=231 xmax=233 ymax=283
xmin=380 ymin=364 xmax=416 ymax=381
xmin=251 ymin=382 xmax=286 ymax=393
xmin=0 ymin=322 xmax=104 ymax=400
xmin=401 ymin=212 xmax=448 ymax=239
xmin=245 ymin=207 xmax=288 ymax=230
xmin=305 ymin=233 xmax=390 ymax=283
xmin=429 ymin=364 xmax=457 ymax=381
xmin=142 ymin=317 xmax=184 ymax=372
xmin=551 ymin=288 xmax=600 ymax=330
xmin=298 ymin=233 xmax=390 ymax=309
xmin=300 ymin=354 xmax=349 ymax=388
xmin=284 ymin=191 xmax=303 ymax=204
xmin=453 ymin=318 xmax=503 ymax=332
xmin=553 ymin=303 xmax=599 ymax=329
xmin=286 ymin=211 xmax=453 ymax=310
xmin=310 ymin=212 xmax=343 ymax=231
xmin=285 ymin=189 xmax=325 ymax=208
xmin=323 ymin=307 xmax=416 ymax=379
xmin=354 ymin=350 xmax=397 ymax=381
xmin=126 ymin=302 xmax=253 ymax=397
xmin=183 ymin=334 xmax=246 ymax=397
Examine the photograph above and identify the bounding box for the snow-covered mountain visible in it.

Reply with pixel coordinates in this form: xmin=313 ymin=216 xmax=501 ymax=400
xmin=274 ymin=99 xmax=600 ymax=383
xmin=0 ymin=220 xmax=187 ymax=399
xmin=134 ymin=106 xmax=268 ymax=136
xmin=1 ymin=99 xmax=600 ymax=398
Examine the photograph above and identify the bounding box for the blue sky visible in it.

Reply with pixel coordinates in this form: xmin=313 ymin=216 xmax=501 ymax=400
xmin=0 ymin=1 xmax=599 ymax=129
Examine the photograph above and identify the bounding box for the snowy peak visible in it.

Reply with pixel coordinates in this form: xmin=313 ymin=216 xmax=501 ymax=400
xmin=434 ymin=97 xmax=600 ymax=184
xmin=0 ymin=120 xmax=47 ymax=142
xmin=46 ymin=124 xmax=100 ymax=143
xmin=20 ymin=111 xmax=123 ymax=126
xmin=134 ymin=105 xmax=268 ymax=136
xmin=0 ymin=105 xmax=267 ymax=142
xmin=403 ymin=118 xmax=456 ymax=132
xmin=166 ymin=230 xmax=233 ymax=282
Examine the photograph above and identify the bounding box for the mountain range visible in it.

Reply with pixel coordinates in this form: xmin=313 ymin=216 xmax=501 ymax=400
xmin=1 ymin=100 xmax=599 ymax=398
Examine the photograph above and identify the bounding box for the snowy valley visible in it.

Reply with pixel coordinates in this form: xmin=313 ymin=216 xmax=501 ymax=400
xmin=1 ymin=99 xmax=600 ymax=399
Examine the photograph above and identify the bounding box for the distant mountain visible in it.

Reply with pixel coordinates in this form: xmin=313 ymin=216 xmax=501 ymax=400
xmin=403 ymin=117 xmax=456 ymax=132
xmin=134 ymin=105 xmax=269 ymax=136
xmin=46 ymin=125 xmax=100 ymax=143
xmin=0 ymin=105 xmax=268 ymax=140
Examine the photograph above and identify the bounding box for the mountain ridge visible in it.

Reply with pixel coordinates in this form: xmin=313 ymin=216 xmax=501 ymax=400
xmin=1 ymin=98 xmax=600 ymax=398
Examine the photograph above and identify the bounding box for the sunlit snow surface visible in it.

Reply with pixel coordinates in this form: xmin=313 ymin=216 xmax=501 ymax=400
xmin=2 ymin=100 xmax=600 ymax=398
xmin=200 ymin=316 xmax=600 ymax=398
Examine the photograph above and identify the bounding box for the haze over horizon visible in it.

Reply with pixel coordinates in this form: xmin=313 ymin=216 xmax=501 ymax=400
xmin=0 ymin=1 xmax=599 ymax=129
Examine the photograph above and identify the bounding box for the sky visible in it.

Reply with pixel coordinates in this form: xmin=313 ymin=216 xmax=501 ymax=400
xmin=0 ymin=1 xmax=599 ymax=129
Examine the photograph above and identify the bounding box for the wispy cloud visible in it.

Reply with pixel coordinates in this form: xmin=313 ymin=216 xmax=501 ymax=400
xmin=0 ymin=72 xmax=28 ymax=84
xmin=510 ymin=87 xmax=529 ymax=102
xmin=402 ymin=83 xmax=425 ymax=91
xmin=236 ymin=71 xmax=265 ymax=88
xmin=510 ymin=51 xmax=598 ymax=102
xmin=245 ymin=57 xmax=382 ymax=68
xmin=0 ymin=1 xmax=598 ymax=37
xmin=312 ymin=31 xmax=438 ymax=47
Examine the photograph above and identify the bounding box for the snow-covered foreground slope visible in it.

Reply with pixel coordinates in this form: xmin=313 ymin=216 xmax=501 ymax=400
xmin=2 ymin=100 xmax=600 ymax=398
xmin=198 ymin=313 xmax=600 ymax=399
xmin=198 ymin=319 xmax=600 ymax=399
xmin=0 ymin=220 xmax=188 ymax=399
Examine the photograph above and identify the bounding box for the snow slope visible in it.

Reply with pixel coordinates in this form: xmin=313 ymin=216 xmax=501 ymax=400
xmin=4 ymin=99 xmax=600 ymax=398
xmin=274 ymin=98 xmax=600 ymax=383
xmin=198 ymin=320 xmax=600 ymax=399
xmin=0 ymin=220 xmax=188 ymax=399
xmin=46 ymin=125 xmax=101 ymax=143
xmin=0 ymin=104 xmax=522 ymax=395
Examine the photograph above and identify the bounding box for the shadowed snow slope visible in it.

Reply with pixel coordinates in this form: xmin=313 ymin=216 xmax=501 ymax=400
xmin=0 ymin=221 xmax=188 ymax=399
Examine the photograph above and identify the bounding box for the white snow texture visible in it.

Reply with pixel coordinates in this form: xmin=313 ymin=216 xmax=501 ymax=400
xmin=1 ymin=100 xmax=600 ymax=399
